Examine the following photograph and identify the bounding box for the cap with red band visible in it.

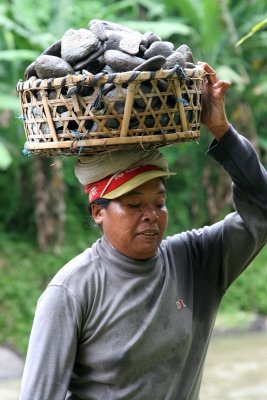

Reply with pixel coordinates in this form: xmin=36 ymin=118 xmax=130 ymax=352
xmin=85 ymin=164 xmax=175 ymax=203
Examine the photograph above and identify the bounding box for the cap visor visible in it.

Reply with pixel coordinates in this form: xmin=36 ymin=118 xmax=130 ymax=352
xmin=103 ymin=170 xmax=176 ymax=199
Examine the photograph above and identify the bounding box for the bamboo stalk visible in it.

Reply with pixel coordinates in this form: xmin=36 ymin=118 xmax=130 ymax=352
xmin=19 ymin=92 xmax=29 ymax=140
xmin=120 ymin=81 xmax=136 ymax=137
xmin=24 ymin=131 xmax=200 ymax=150
xmin=40 ymin=90 xmax=58 ymax=143
xmin=173 ymin=80 xmax=188 ymax=131
xmin=71 ymin=94 xmax=81 ymax=113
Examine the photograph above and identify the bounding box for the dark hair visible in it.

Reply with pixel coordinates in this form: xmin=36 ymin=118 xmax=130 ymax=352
xmin=88 ymin=198 xmax=110 ymax=215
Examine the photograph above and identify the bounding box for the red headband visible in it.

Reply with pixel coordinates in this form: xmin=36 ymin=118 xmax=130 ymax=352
xmin=85 ymin=165 xmax=161 ymax=203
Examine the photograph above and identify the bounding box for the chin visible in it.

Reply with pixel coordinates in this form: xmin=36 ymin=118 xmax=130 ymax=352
xmin=131 ymin=245 xmax=159 ymax=260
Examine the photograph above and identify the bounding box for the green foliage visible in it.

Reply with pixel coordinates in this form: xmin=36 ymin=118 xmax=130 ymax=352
xmin=159 ymin=0 xmax=223 ymax=58
xmin=0 ymin=141 xmax=12 ymax=170
xmin=161 ymin=135 xmax=215 ymax=233
xmin=122 ymin=20 xmax=191 ymax=39
xmin=0 ymin=227 xmax=99 ymax=354
xmin=220 ymin=246 xmax=267 ymax=315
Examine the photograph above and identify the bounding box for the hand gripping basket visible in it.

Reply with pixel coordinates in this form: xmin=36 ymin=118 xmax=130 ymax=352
xmin=16 ymin=65 xmax=205 ymax=156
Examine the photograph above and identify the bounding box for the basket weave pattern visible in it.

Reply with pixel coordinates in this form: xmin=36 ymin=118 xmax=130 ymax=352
xmin=17 ymin=66 xmax=204 ymax=156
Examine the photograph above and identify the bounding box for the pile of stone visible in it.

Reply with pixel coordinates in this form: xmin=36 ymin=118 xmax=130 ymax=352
xmin=24 ymin=19 xmax=195 ymax=80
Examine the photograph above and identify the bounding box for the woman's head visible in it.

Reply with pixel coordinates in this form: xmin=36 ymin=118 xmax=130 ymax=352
xmin=91 ymin=177 xmax=168 ymax=260
xmin=75 ymin=149 xmax=174 ymax=259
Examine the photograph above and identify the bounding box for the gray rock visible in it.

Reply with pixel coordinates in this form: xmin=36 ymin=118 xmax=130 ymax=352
xmin=34 ymin=55 xmax=74 ymax=79
xmin=48 ymin=90 xmax=58 ymax=100
xmin=177 ymin=44 xmax=191 ymax=54
xmin=102 ymin=65 xmax=117 ymax=74
xmin=41 ymin=39 xmax=62 ymax=57
xmin=133 ymin=82 xmax=160 ymax=110
xmin=61 ymin=28 xmax=99 ymax=65
xmin=144 ymin=41 xmax=174 ymax=59
xmin=142 ymin=31 xmax=161 ymax=46
xmin=104 ymin=31 xmax=124 ymax=51
xmin=133 ymin=55 xmax=166 ymax=71
xmin=119 ymin=31 xmax=143 ymax=55
xmin=104 ymin=118 xmax=120 ymax=130
xmin=177 ymin=44 xmax=194 ymax=63
xmin=73 ymin=42 xmax=106 ymax=72
xmin=165 ymin=51 xmax=186 ymax=69
xmin=32 ymin=105 xmax=56 ymax=135
xmin=184 ymin=51 xmax=194 ymax=63
xmin=103 ymin=49 xmax=144 ymax=72
xmin=89 ymin=21 xmax=108 ymax=42
xmin=24 ymin=61 xmax=37 ymax=80
xmin=40 ymin=122 xmax=51 ymax=135
xmin=185 ymin=62 xmax=196 ymax=69
xmin=89 ymin=19 xmax=134 ymax=33
xmin=157 ymin=79 xmax=168 ymax=91
xmin=32 ymin=105 xmax=42 ymax=119
xmin=106 ymin=87 xmax=126 ymax=113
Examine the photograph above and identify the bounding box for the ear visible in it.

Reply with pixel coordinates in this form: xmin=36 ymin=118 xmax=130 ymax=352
xmin=91 ymin=203 xmax=106 ymax=225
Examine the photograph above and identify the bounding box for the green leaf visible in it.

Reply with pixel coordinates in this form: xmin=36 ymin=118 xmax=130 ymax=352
xmin=0 ymin=142 xmax=12 ymax=170
xmin=0 ymin=14 xmax=36 ymax=40
xmin=256 ymin=81 xmax=267 ymax=94
xmin=0 ymin=94 xmax=20 ymax=112
xmin=122 ymin=20 xmax=191 ymax=38
xmin=215 ymin=65 xmax=249 ymax=86
xmin=200 ymin=0 xmax=222 ymax=51
xmin=258 ymin=136 xmax=267 ymax=150
xmin=0 ymin=49 xmax=39 ymax=62
xmin=236 ymin=18 xmax=267 ymax=46
xmin=162 ymin=0 xmax=201 ymax=28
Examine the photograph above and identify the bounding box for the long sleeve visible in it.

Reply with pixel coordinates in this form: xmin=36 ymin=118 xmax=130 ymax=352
xmin=208 ymin=125 xmax=267 ymax=214
xmin=19 ymin=285 xmax=82 ymax=400
xmin=180 ymin=126 xmax=267 ymax=291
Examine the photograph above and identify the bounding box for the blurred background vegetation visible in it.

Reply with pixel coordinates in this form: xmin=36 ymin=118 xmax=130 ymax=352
xmin=0 ymin=0 xmax=267 ymax=355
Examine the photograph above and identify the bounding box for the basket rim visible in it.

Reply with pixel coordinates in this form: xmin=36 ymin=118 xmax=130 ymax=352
xmin=16 ymin=65 xmax=205 ymax=92
xmin=23 ymin=131 xmax=200 ymax=151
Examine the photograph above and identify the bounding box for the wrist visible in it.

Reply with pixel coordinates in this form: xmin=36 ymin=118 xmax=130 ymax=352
xmin=208 ymin=121 xmax=231 ymax=141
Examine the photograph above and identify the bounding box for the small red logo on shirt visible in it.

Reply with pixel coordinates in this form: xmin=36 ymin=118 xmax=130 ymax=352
xmin=176 ymin=299 xmax=186 ymax=310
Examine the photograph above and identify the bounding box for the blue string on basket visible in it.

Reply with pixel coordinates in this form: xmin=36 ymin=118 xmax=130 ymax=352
xmin=70 ymin=129 xmax=83 ymax=156
xmin=22 ymin=148 xmax=33 ymax=157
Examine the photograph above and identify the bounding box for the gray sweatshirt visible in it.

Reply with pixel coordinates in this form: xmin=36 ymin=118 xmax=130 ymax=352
xmin=19 ymin=127 xmax=267 ymax=400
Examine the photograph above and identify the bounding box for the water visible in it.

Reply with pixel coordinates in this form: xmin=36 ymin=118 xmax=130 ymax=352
xmin=1 ymin=333 xmax=267 ymax=399
xmin=0 ymin=345 xmax=23 ymax=400
xmin=0 ymin=379 xmax=21 ymax=400
xmin=200 ymin=332 xmax=267 ymax=399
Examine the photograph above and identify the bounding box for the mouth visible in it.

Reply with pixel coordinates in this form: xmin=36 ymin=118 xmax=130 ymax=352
xmin=138 ymin=229 xmax=159 ymax=237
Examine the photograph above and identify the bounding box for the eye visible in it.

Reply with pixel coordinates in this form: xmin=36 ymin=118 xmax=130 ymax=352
xmin=127 ymin=203 xmax=141 ymax=208
xmin=156 ymin=197 xmax=166 ymax=208
xmin=156 ymin=202 xmax=166 ymax=210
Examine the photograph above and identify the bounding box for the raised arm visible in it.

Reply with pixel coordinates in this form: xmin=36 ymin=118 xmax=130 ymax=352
xmin=182 ymin=63 xmax=267 ymax=289
xmin=200 ymin=62 xmax=231 ymax=140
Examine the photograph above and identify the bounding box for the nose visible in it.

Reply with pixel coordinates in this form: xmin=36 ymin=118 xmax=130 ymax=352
xmin=142 ymin=206 xmax=159 ymax=222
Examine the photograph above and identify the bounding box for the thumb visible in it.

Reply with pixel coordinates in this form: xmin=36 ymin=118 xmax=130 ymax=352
xmin=213 ymin=79 xmax=232 ymax=95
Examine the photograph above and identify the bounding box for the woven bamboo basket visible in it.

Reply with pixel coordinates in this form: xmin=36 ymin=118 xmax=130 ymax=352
xmin=16 ymin=65 xmax=205 ymax=156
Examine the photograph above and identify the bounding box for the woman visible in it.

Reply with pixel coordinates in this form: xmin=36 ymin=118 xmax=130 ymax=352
xmin=19 ymin=64 xmax=267 ymax=399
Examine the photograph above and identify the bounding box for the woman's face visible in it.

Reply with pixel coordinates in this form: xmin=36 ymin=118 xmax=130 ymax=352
xmin=91 ymin=178 xmax=168 ymax=260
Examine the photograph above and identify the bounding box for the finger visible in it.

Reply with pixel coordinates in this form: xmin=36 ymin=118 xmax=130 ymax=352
xmin=213 ymin=79 xmax=231 ymax=94
xmin=198 ymin=62 xmax=217 ymax=84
